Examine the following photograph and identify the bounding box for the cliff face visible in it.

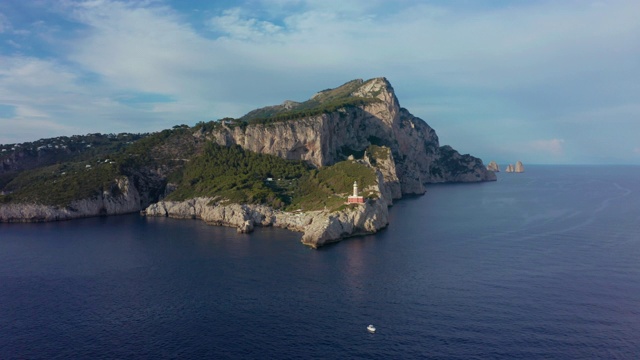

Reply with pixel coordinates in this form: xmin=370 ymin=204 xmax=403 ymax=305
xmin=143 ymin=197 xmax=389 ymax=248
xmin=1 ymin=77 xmax=496 ymax=247
xmin=205 ymin=78 xmax=495 ymax=195
xmin=143 ymin=160 xmax=392 ymax=248
xmin=0 ymin=176 xmax=142 ymax=222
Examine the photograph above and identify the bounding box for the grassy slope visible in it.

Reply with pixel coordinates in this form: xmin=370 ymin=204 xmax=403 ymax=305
xmin=1 ymin=129 xmax=379 ymax=212
xmin=237 ymin=79 xmax=380 ymax=126
xmin=166 ymin=143 xmax=377 ymax=211
xmin=0 ymin=80 xmax=386 ymax=210
xmin=0 ymin=127 xmax=197 ymax=207
xmin=0 ymin=161 xmax=120 ymax=206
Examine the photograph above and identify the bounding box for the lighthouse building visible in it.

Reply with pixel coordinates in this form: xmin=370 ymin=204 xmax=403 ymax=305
xmin=347 ymin=181 xmax=365 ymax=204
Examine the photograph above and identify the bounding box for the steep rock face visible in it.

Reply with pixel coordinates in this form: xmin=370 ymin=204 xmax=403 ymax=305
xmin=205 ymin=77 xmax=495 ymax=195
xmin=515 ymin=161 xmax=525 ymax=173
xmin=487 ymin=161 xmax=500 ymax=172
xmin=430 ymin=146 xmax=495 ymax=182
xmin=391 ymin=108 xmax=439 ymax=192
xmin=1 ymin=77 xmax=496 ymax=248
xmin=144 ymin=197 xmax=389 ymax=247
xmin=0 ymin=177 xmax=142 ymax=222
xmin=143 ymin=158 xmax=393 ymax=247
xmin=300 ymin=200 xmax=389 ymax=248
xmin=364 ymin=148 xmax=402 ymax=201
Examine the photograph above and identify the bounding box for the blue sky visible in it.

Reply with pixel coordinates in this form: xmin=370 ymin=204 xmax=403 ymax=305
xmin=1 ymin=0 xmax=639 ymax=164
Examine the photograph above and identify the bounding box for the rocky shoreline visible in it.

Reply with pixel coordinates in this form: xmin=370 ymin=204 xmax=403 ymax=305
xmin=142 ymin=196 xmax=389 ymax=248
xmin=0 ymin=159 xmax=394 ymax=247
xmin=0 ymin=177 xmax=141 ymax=223
xmin=0 ymin=176 xmax=390 ymax=248
xmin=0 ymin=77 xmax=496 ymax=248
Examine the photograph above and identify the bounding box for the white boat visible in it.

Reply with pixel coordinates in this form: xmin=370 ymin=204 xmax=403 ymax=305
xmin=367 ymin=324 xmax=376 ymax=333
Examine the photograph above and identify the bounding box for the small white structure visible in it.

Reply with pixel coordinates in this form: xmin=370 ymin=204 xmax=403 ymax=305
xmin=347 ymin=181 xmax=365 ymax=204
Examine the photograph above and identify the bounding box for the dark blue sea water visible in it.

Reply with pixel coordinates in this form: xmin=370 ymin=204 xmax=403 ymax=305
xmin=2 ymin=165 xmax=640 ymax=359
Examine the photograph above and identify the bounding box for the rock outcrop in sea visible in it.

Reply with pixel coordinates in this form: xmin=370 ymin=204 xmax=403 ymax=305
xmin=505 ymin=161 xmax=524 ymax=173
xmin=487 ymin=161 xmax=500 ymax=172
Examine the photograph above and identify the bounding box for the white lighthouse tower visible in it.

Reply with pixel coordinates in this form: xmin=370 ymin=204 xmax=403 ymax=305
xmin=347 ymin=181 xmax=365 ymax=204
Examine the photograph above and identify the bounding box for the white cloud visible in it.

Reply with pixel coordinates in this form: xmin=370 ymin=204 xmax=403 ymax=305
xmin=528 ymin=139 xmax=565 ymax=156
xmin=209 ymin=8 xmax=283 ymax=40
xmin=1 ymin=0 xmax=640 ymax=163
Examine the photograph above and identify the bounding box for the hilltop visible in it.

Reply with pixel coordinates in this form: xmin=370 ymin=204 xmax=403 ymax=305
xmin=0 ymin=77 xmax=495 ymax=247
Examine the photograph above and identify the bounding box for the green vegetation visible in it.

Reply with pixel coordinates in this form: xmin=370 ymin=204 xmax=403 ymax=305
xmin=165 ymin=143 xmax=377 ymax=211
xmin=1 ymin=131 xmax=380 ymax=211
xmin=166 ymin=143 xmax=309 ymax=208
xmin=0 ymin=133 xmax=147 ymax=194
xmin=434 ymin=145 xmax=478 ymax=177
xmin=0 ymin=77 xmax=387 ymax=210
xmin=238 ymin=78 xmax=382 ymax=126
xmin=0 ymin=133 xmax=146 ymax=164
xmin=286 ymin=160 xmax=377 ymax=211
xmin=310 ymin=79 xmax=365 ymax=103
xmin=106 ymin=127 xmax=199 ymax=180
xmin=193 ymin=120 xmax=224 ymax=132
xmin=0 ymin=161 xmax=121 ymax=206
xmin=366 ymin=145 xmax=391 ymax=166
xmin=0 ymin=173 xmax=15 ymax=190
xmin=245 ymin=97 xmax=379 ymax=126
xmin=121 ymin=127 xmax=191 ymax=162
xmin=0 ymin=128 xmax=195 ymax=207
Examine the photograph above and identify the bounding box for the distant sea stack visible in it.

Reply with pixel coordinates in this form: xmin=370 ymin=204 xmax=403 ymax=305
xmin=505 ymin=161 xmax=524 ymax=173
xmin=487 ymin=161 xmax=500 ymax=172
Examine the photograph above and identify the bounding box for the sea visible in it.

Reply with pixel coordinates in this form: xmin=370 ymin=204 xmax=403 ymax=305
xmin=1 ymin=165 xmax=640 ymax=359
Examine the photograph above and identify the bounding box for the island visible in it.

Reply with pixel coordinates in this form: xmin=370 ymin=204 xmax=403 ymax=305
xmin=0 ymin=77 xmax=496 ymax=248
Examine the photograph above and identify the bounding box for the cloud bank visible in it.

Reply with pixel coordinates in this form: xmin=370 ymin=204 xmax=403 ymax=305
xmin=0 ymin=0 xmax=638 ymax=164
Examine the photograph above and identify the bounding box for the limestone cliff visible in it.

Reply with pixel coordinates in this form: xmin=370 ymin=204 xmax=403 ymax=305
xmin=204 ymin=77 xmax=495 ymax=195
xmin=143 ymin=159 xmax=392 ymax=248
xmin=1 ymin=77 xmax=496 ymax=248
xmin=487 ymin=161 xmax=500 ymax=172
xmin=143 ymin=197 xmax=388 ymax=248
xmin=0 ymin=177 xmax=141 ymax=222
xmin=364 ymin=147 xmax=402 ymax=201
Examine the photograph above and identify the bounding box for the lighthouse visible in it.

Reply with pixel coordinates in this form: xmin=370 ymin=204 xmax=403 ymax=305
xmin=347 ymin=181 xmax=365 ymax=204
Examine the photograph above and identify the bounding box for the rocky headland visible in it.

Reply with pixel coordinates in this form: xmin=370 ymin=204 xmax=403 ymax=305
xmin=0 ymin=77 xmax=496 ymax=247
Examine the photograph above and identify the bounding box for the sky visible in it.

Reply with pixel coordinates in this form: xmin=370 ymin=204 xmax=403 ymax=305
xmin=1 ymin=0 xmax=639 ymax=165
